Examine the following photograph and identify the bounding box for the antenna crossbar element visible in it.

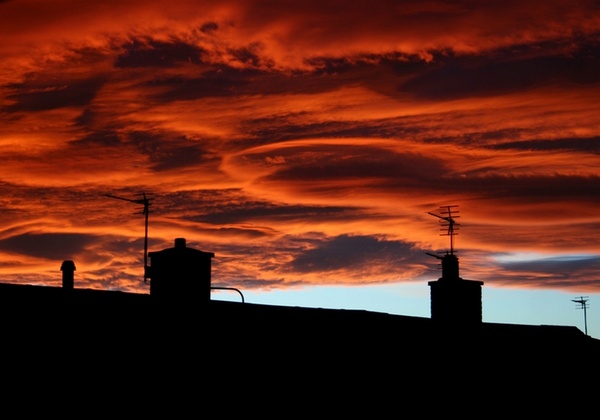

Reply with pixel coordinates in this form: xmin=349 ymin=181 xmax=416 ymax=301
xmin=428 ymin=205 xmax=460 ymax=255
xmin=105 ymin=192 xmax=153 ymax=284
xmin=426 ymin=252 xmax=442 ymax=260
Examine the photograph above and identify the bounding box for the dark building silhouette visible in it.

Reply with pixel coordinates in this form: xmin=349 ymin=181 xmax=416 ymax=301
xmin=428 ymin=253 xmax=483 ymax=324
xmin=0 ymin=236 xmax=598 ymax=405
xmin=426 ymin=205 xmax=484 ymax=324
xmin=148 ymin=237 xmax=214 ymax=302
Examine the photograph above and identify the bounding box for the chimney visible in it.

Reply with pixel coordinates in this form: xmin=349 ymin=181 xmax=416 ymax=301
xmin=428 ymin=255 xmax=483 ymax=324
xmin=148 ymin=238 xmax=215 ymax=303
xmin=61 ymin=260 xmax=76 ymax=290
xmin=426 ymin=206 xmax=483 ymax=325
xmin=440 ymin=254 xmax=460 ymax=280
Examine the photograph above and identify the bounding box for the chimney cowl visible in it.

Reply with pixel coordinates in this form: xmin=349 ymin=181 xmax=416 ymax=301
xmin=60 ymin=260 xmax=76 ymax=271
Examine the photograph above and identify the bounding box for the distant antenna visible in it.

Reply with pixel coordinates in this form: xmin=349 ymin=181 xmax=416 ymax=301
xmin=572 ymin=296 xmax=589 ymax=335
xmin=105 ymin=192 xmax=153 ymax=284
xmin=428 ymin=205 xmax=460 ymax=255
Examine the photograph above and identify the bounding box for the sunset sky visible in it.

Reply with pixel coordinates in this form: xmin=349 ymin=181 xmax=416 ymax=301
xmin=1 ymin=0 xmax=599 ymax=338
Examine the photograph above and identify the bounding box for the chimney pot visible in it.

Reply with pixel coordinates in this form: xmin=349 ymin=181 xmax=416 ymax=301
xmin=60 ymin=260 xmax=76 ymax=290
xmin=60 ymin=260 xmax=76 ymax=271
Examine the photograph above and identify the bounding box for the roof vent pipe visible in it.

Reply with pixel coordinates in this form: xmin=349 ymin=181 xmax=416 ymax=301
xmin=61 ymin=260 xmax=76 ymax=290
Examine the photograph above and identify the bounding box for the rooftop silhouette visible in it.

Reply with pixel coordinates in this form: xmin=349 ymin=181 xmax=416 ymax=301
xmin=1 ymin=236 xmax=597 ymax=383
xmin=0 ymin=206 xmax=598 ymax=401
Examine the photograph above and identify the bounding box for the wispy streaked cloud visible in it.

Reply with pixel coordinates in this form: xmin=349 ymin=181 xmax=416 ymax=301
xmin=0 ymin=0 xmax=599 ymax=294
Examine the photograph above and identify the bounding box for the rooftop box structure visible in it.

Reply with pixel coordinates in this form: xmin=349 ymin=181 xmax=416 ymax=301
xmin=428 ymin=254 xmax=484 ymax=324
xmin=147 ymin=238 xmax=214 ymax=303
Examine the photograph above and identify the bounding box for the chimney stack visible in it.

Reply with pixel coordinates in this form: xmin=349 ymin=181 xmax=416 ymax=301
xmin=61 ymin=260 xmax=76 ymax=290
xmin=148 ymin=238 xmax=215 ymax=303
xmin=428 ymin=255 xmax=483 ymax=324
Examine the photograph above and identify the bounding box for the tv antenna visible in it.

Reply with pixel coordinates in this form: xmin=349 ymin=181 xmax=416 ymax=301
xmin=105 ymin=192 xmax=153 ymax=284
xmin=572 ymin=296 xmax=589 ymax=335
xmin=428 ymin=205 xmax=460 ymax=255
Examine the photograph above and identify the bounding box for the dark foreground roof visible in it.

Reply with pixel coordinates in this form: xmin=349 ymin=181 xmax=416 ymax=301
xmin=0 ymin=282 xmax=598 ymax=409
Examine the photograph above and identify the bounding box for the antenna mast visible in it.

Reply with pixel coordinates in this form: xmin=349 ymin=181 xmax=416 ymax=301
xmin=105 ymin=192 xmax=153 ymax=284
xmin=428 ymin=205 xmax=460 ymax=255
xmin=572 ymin=296 xmax=589 ymax=335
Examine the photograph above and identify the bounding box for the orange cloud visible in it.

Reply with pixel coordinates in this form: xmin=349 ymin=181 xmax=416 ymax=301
xmin=0 ymin=0 xmax=599 ymax=295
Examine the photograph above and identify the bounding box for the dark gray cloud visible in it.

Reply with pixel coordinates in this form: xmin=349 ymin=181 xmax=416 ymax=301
xmin=147 ymin=72 xmax=253 ymax=101
xmin=243 ymin=117 xmax=418 ymax=145
xmin=259 ymin=146 xmax=448 ymax=182
xmin=400 ymin=39 xmax=600 ymax=99
xmin=149 ymin=188 xmax=368 ymax=226
xmin=449 ymin=175 xmax=600 ymax=203
xmin=132 ymin=43 xmax=430 ymax=104
xmin=115 ymin=39 xmax=205 ymax=68
xmin=199 ymin=22 xmax=219 ymax=34
xmin=489 ymin=137 xmax=600 ymax=154
xmin=287 ymin=234 xmax=426 ymax=273
xmin=127 ymin=131 xmax=219 ymax=171
xmin=147 ymin=143 xmax=215 ymax=171
xmin=198 ymin=202 xmax=365 ymax=225
xmin=493 ymin=255 xmax=600 ymax=289
xmin=71 ymin=129 xmax=125 ymax=147
xmin=67 ymin=129 xmax=216 ymax=171
xmin=0 ymin=233 xmax=97 ymax=260
xmin=147 ymin=62 xmax=352 ymax=103
xmin=499 ymin=254 xmax=600 ymax=273
xmin=5 ymin=76 xmax=106 ymax=112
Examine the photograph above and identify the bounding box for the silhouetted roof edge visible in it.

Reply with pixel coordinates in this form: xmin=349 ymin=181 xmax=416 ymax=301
xmin=0 ymin=282 xmax=597 ymax=350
